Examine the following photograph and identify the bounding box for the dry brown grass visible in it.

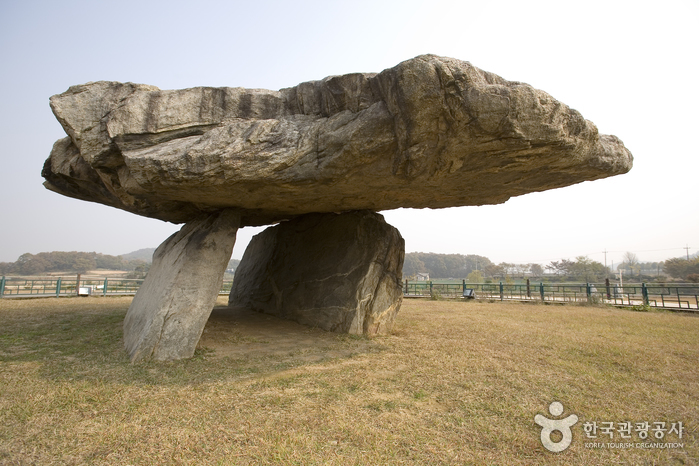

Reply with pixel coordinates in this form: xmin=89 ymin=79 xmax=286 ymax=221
xmin=1 ymin=296 xmax=697 ymax=465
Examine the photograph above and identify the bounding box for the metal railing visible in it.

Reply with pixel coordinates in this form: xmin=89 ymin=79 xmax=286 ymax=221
xmin=0 ymin=275 xmax=235 ymax=298
xmin=2 ymin=274 xmax=696 ymax=311
xmin=403 ymin=280 xmax=699 ymax=311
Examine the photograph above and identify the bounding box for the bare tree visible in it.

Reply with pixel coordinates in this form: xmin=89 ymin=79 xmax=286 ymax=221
xmin=622 ymin=251 xmax=640 ymax=277
xmin=530 ymin=264 xmax=544 ymax=278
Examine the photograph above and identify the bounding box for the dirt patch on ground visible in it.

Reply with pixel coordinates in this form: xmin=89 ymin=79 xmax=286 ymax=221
xmin=197 ymin=303 xmax=380 ymax=362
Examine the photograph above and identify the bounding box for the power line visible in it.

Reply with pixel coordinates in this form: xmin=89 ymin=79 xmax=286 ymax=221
xmin=587 ymin=247 xmax=689 ymax=255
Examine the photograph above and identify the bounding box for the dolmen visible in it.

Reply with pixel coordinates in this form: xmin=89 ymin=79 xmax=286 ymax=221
xmin=43 ymin=55 xmax=633 ymax=360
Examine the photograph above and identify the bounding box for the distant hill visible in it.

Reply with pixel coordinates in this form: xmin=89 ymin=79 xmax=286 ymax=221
xmin=0 ymin=251 xmax=150 ymax=275
xmin=120 ymin=248 xmax=240 ymax=271
xmin=120 ymin=248 xmax=156 ymax=263
xmin=0 ymin=248 xmax=239 ymax=276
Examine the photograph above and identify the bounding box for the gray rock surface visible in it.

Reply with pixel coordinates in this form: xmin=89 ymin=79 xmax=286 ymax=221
xmin=229 ymin=211 xmax=404 ymax=335
xmin=123 ymin=210 xmax=240 ymax=361
xmin=43 ymin=55 xmax=632 ymax=226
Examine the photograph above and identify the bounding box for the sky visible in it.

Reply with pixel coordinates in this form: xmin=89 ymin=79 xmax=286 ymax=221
xmin=0 ymin=0 xmax=697 ymax=268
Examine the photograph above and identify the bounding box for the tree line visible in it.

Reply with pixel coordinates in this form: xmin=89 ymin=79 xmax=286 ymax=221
xmin=0 ymin=250 xmax=242 ymax=277
xmin=3 ymin=250 xmax=697 ymax=283
xmin=403 ymin=252 xmax=600 ymax=281
xmin=404 ymin=252 xmax=699 ymax=282
xmin=0 ymin=251 xmax=149 ymax=275
xmin=663 ymin=257 xmax=699 ymax=282
xmin=403 ymin=253 xmax=493 ymax=280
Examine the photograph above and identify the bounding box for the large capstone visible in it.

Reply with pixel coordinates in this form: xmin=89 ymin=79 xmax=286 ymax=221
xmin=123 ymin=210 xmax=240 ymax=361
xmin=43 ymin=55 xmax=632 ymax=226
xmin=229 ymin=211 xmax=405 ymax=335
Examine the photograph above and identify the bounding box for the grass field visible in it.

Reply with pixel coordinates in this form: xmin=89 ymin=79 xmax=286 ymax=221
xmin=0 ymin=297 xmax=697 ymax=465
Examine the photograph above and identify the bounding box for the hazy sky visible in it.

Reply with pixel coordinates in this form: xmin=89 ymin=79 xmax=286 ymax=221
xmin=0 ymin=0 xmax=696 ymax=268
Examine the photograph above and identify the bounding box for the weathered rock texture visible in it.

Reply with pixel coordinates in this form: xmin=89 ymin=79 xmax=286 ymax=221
xmin=123 ymin=210 xmax=240 ymax=361
xmin=229 ymin=211 xmax=405 ymax=335
xmin=43 ymin=55 xmax=632 ymax=226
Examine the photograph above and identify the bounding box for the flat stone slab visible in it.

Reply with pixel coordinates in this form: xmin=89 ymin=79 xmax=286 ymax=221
xmin=229 ymin=211 xmax=404 ymax=335
xmin=43 ymin=55 xmax=632 ymax=226
xmin=123 ymin=210 xmax=240 ymax=361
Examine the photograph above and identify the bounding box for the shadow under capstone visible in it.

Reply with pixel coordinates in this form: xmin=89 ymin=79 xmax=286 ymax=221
xmin=198 ymin=305 xmax=384 ymax=363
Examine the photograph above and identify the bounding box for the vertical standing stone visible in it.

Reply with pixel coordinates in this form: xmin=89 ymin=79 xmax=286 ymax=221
xmin=124 ymin=209 xmax=240 ymax=361
xmin=229 ymin=211 xmax=404 ymax=335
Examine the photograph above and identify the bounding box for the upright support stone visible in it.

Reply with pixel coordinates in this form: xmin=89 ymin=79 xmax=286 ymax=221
xmin=229 ymin=211 xmax=404 ymax=335
xmin=124 ymin=209 xmax=240 ymax=361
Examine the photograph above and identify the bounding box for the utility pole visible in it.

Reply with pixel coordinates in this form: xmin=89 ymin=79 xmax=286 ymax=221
xmin=684 ymin=244 xmax=691 ymax=260
xmin=603 ymin=249 xmax=608 ymax=278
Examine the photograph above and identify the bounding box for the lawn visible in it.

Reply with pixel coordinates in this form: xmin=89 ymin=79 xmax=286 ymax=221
xmin=0 ymin=296 xmax=697 ymax=465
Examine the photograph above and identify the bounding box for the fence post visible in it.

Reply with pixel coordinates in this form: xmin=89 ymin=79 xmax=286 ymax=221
xmin=0 ymin=276 xmax=5 ymax=298
xmin=526 ymin=279 xmax=531 ymax=298
xmin=103 ymin=278 xmax=109 ymax=296
xmin=540 ymin=282 xmax=545 ymax=301
xmin=605 ymin=278 xmax=611 ymax=300
xmin=429 ymin=281 xmax=434 ymax=298
xmin=586 ymin=283 xmax=592 ymax=302
xmin=463 ymin=279 xmax=466 ymax=294
xmin=55 ymin=277 xmax=62 ymax=297
xmin=642 ymin=283 xmax=649 ymax=305
xmin=76 ymin=273 xmax=81 ymax=296
xmin=499 ymin=281 xmax=504 ymax=301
